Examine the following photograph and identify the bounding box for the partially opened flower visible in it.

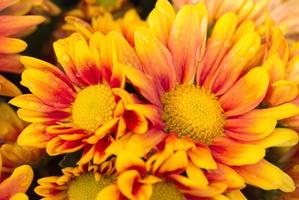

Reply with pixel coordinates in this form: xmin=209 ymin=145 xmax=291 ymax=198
xmin=58 ymin=9 xmax=145 ymax=46
xmin=0 ymin=153 xmax=33 ymax=200
xmin=0 ymin=0 xmax=45 ymax=97
xmin=10 ymin=31 xmax=160 ymax=165
xmin=0 ymin=103 xmax=42 ymax=174
xmin=35 ymin=161 xmax=117 ymax=200
xmin=115 ymin=0 xmax=299 ymax=193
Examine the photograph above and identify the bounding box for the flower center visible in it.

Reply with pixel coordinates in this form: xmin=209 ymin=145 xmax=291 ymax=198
xmin=72 ymin=85 xmax=116 ymax=132
xmin=67 ymin=173 xmax=113 ymax=200
xmin=162 ymin=84 xmax=225 ymax=144
xmin=150 ymin=182 xmax=185 ymax=200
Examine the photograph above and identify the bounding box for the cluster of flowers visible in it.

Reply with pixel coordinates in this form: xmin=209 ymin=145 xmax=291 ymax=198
xmin=1 ymin=0 xmax=299 ymax=199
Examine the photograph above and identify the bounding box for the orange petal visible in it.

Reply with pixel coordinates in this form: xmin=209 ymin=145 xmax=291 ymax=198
xmin=211 ymin=32 xmax=261 ymax=95
xmin=0 ymin=37 xmax=26 ymax=54
xmin=10 ymin=94 xmax=60 ymax=112
xmin=17 ymin=123 xmax=51 ymax=148
xmin=286 ymin=54 xmax=299 ymax=83
xmin=96 ymin=184 xmax=122 ymax=200
xmin=135 ymin=27 xmax=176 ymax=91
xmin=19 ymin=56 xmax=74 ymax=89
xmin=16 ymin=109 xmax=69 ymax=123
xmin=170 ymin=167 xmax=208 ymax=189
xmin=252 ymin=128 xmax=298 ymax=148
xmin=233 ymin=159 xmax=295 ymax=192
xmin=211 ymin=137 xmax=265 ymax=166
xmin=0 ymin=15 xmax=45 ymax=37
xmin=206 ymin=164 xmax=245 ymax=189
xmin=220 ymin=67 xmax=269 ymax=117
xmin=225 ymin=116 xmax=276 ymax=141
xmin=148 ymin=0 xmax=175 ymax=45
xmin=188 ymin=145 xmax=217 ymax=169
xmin=158 ymin=150 xmax=188 ymax=174
xmin=120 ymin=64 xmax=161 ymax=106
xmin=266 ymin=80 xmax=298 ymax=106
xmin=105 ymin=31 xmax=143 ymax=70
xmin=117 ymin=170 xmax=140 ymax=199
xmin=125 ymin=104 xmax=161 ymax=127
xmin=0 ymin=54 xmax=23 ymax=73
xmin=46 ymin=137 xmax=85 ymax=156
xmin=0 ymin=0 xmax=18 ymax=10
xmin=0 ymin=75 xmax=21 ymax=97
xmin=198 ymin=12 xmax=237 ymax=85
xmin=245 ymin=103 xmax=299 ymax=120
xmin=262 ymin=54 xmax=285 ymax=84
xmin=20 ymin=68 xmax=75 ymax=108
xmin=0 ymin=165 xmax=33 ymax=199
xmin=10 ymin=193 xmax=29 ymax=200
xmin=169 ymin=2 xmax=207 ymax=84
xmin=64 ymin=16 xmax=93 ymax=38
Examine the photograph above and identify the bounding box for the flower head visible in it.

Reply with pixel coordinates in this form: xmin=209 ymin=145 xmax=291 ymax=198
xmin=58 ymin=9 xmax=145 ymax=46
xmin=115 ymin=0 xmax=299 ymax=193
xmin=35 ymin=161 xmax=116 ymax=200
xmin=11 ymin=31 xmax=160 ymax=165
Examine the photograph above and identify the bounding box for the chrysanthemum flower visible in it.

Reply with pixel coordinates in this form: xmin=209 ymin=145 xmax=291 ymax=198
xmin=0 ymin=0 xmax=45 ymax=97
xmin=114 ymin=0 xmax=299 ymax=192
xmin=171 ymin=0 xmax=269 ymax=25
xmin=10 ymin=31 xmax=160 ymax=165
xmin=0 ymin=153 xmax=33 ymax=200
xmin=35 ymin=161 xmax=116 ymax=200
xmin=0 ymin=103 xmax=42 ymax=174
xmin=58 ymin=9 xmax=145 ymax=46
xmin=101 ymin=130 xmax=245 ymax=199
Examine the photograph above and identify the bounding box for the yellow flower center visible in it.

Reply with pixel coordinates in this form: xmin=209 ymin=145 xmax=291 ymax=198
xmin=72 ymin=85 xmax=116 ymax=132
xmin=67 ymin=173 xmax=113 ymax=200
xmin=162 ymin=84 xmax=225 ymax=144
xmin=150 ymin=182 xmax=185 ymax=200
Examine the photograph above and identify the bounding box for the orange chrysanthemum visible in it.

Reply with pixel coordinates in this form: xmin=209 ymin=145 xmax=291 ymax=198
xmin=10 ymin=31 xmax=160 ymax=165
xmin=0 ymin=153 xmax=33 ymax=200
xmin=0 ymin=0 xmax=45 ymax=97
xmin=35 ymin=161 xmax=117 ymax=200
xmin=62 ymin=9 xmax=146 ymax=46
xmin=112 ymin=0 xmax=299 ymax=193
xmin=101 ymin=129 xmax=245 ymax=199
